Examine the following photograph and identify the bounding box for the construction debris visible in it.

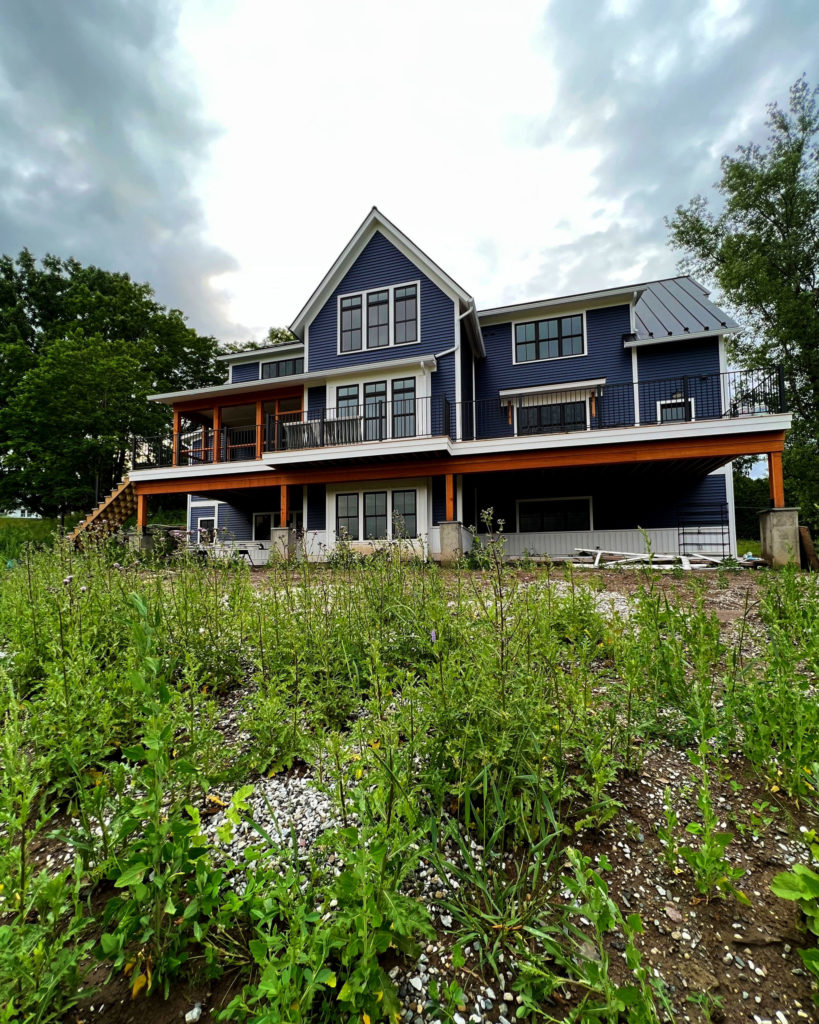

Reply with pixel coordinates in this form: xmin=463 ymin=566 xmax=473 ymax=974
xmin=571 ymin=547 xmax=765 ymax=570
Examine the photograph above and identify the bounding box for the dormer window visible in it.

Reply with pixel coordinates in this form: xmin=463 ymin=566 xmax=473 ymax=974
xmin=514 ymin=314 xmax=584 ymax=363
xmin=338 ymin=282 xmax=420 ymax=354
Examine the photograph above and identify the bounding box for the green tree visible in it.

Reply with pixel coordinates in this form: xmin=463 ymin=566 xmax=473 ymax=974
xmin=667 ymin=76 xmax=819 ymax=528
xmin=0 ymin=251 xmax=224 ymax=519
xmin=220 ymin=326 xmax=297 ymax=354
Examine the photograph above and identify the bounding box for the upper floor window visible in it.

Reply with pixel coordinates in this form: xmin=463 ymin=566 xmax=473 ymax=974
xmin=261 ymin=356 xmax=304 ymax=379
xmin=341 ymin=295 xmax=363 ymax=352
xmin=394 ymin=286 xmax=417 ymax=344
xmin=338 ymin=282 xmax=420 ymax=354
xmin=514 ymin=314 xmax=584 ymax=363
xmin=367 ymin=291 xmax=389 ymax=349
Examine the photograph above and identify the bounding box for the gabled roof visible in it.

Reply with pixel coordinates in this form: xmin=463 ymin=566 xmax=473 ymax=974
xmin=633 ymin=277 xmax=740 ymax=341
xmin=289 ymin=207 xmax=485 ymax=357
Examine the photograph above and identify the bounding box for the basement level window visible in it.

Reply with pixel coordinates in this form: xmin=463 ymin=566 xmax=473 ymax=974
xmin=516 ymin=497 xmax=592 ymax=532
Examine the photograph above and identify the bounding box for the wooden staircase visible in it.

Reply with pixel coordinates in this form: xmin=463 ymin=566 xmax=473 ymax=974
xmin=69 ymin=477 xmax=136 ymax=545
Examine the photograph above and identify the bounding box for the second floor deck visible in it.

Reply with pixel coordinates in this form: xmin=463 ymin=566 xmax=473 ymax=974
xmin=131 ymin=367 xmax=787 ymax=471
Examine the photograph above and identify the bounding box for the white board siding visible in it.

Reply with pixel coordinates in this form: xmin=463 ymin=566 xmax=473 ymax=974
xmin=501 ymin=528 xmax=682 ymax=558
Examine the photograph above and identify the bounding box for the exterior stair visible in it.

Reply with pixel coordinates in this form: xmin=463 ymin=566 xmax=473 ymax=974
xmin=68 ymin=477 xmax=136 ymax=545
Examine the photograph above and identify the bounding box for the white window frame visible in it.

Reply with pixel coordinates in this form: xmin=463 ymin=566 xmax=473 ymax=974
xmin=328 ymin=480 xmax=426 ymax=543
xmin=511 ymin=309 xmax=587 ymax=366
xmin=656 ymin=396 xmax=696 ymax=423
xmin=252 ymin=511 xmax=273 ymax=541
xmin=197 ymin=516 xmax=216 ymax=543
xmin=337 ymin=280 xmax=421 ymax=355
xmin=515 ymin=496 xmax=594 ymax=533
xmin=329 ymin=375 xmax=420 ymax=441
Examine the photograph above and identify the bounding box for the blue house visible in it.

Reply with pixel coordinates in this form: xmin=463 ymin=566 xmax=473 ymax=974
xmin=127 ymin=208 xmax=791 ymax=562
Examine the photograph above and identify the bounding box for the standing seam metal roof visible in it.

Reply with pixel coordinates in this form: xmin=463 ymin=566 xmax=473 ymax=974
xmin=634 ymin=277 xmax=739 ymax=339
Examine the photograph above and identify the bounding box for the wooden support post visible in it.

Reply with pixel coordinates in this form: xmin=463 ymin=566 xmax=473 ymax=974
xmin=256 ymin=399 xmax=264 ymax=459
xmin=445 ymin=473 xmax=455 ymax=521
xmin=768 ymin=451 xmax=785 ymax=508
xmin=213 ymin=407 xmax=222 ymax=463
xmin=280 ymin=484 xmax=289 ymax=528
xmin=201 ymin=424 xmax=208 ymax=463
xmin=136 ymin=493 xmax=148 ymax=534
xmin=172 ymin=409 xmax=180 ymax=467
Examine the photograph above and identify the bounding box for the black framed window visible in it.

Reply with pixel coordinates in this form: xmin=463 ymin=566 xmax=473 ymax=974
xmin=253 ymin=513 xmax=272 ymax=541
xmin=392 ymin=490 xmax=417 ymax=538
xmin=364 ymin=491 xmax=388 ymax=539
xmin=367 ymin=290 xmax=389 ymax=349
xmin=364 ymin=381 xmax=387 ymax=440
xmin=261 ymin=357 xmax=304 ymax=379
xmin=515 ymin=314 xmax=583 ymax=363
xmin=518 ymin=400 xmax=586 ymax=434
xmin=518 ymin=498 xmax=591 ymax=533
xmin=394 ymin=285 xmax=417 ymax=344
xmin=341 ymin=295 xmax=363 ymax=352
xmin=197 ymin=517 xmax=215 ymax=542
xmin=659 ymin=399 xmax=692 ymax=423
xmin=392 ymin=378 xmax=416 ymax=438
xmin=336 ymin=494 xmax=359 ymax=539
xmin=336 ymin=385 xmax=359 ymax=418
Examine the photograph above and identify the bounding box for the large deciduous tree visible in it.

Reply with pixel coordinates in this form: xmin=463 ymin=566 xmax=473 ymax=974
xmin=667 ymin=76 xmax=819 ymax=528
xmin=0 ymin=251 xmax=224 ymax=520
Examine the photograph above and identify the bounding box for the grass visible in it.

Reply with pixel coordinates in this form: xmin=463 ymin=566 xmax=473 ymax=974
xmin=0 ymin=516 xmax=59 ymax=562
xmin=0 ymin=529 xmax=817 ymax=1022
xmin=737 ymin=536 xmax=763 ymax=557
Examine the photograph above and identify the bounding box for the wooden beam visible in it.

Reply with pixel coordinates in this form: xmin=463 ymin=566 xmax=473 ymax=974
xmin=255 ymin=400 xmax=264 ymax=460
xmin=280 ymin=484 xmax=289 ymax=527
xmin=172 ymin=385 xmax=303 ymax=415
xmin=133 ymin=429 xmax=789 ymax=496
xmin=136 ymin=493 xmax=148 ymax=533
xmin=768 ymin=451 xmax=785 ymax=508
xmin=445 ymin=474 xmax=455 ymax=521
xmin=213 ymin=407 xmax=222 ymax=464
xmin=172 ymin=409 xmax=180 ymax=467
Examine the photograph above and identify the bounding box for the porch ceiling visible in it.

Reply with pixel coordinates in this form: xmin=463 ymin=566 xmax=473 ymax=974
xmin=133 ymin=428 xmax=784 ymax=497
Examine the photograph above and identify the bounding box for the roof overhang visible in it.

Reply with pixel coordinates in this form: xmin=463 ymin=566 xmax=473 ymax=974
xmin=288 ymin=207 xmax=485 ymax=358
xmin=478 ymin=286 xmax=645 ymax=325
xmin=149 ymin=353 xmax=438 ymax=406
xmin=625 ymin=327 xmax=741 ymax=348
xmin=217 ymin=342 xmax=304 ymax=363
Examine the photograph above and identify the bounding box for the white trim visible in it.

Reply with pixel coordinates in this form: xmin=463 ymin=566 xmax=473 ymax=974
xmin=624 ymin=328 xmax=739 ymax=349
xmin=499 ymin=377 xmax=605 ymax=399
xmin=289 ymin=208 xmax=471 ymax=338
xmin=336 ymin=279 xmax=421 ymax=356
xmin=189 ymin=498 xmax=221 ymax=507
xmin=631 ymin=348 xmax=640 ymax=427
xmin=721 ymin=463 xmax=737 ymax=555
xmin=479 ymin=285 xmax=645 ymax=322
xmin=218 ymin=341 xmax=303 ymax=363
xmin=454 ymin=302 xmax=462 ymax=441
xmin=304 ymin=324 xmax=310 ymax=373
xmin=456 ymin=475 xmax=463 ymax=522
xmin=326 ymin=477 xmax=427 ymax=546
xmin=511 ymin=310 xmax=588 ymax=366
xmin=656 ymin=397 xmax=696 ymax=423
xmin=150 ymin=353 xmax=435 ymax=404
xmin=516 ymin=496 xmax=594 ymax=532
xmin=717 ymin=335 xmax=728 ymax=376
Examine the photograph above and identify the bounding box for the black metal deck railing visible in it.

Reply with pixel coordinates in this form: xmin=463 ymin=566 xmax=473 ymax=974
xmin=130 ymin=368 xmax=786 ymax=470
xmin=455 ymin=367 xmax=786 ymax=441
xmin=132 ymin=395 xmax=451 ymax=469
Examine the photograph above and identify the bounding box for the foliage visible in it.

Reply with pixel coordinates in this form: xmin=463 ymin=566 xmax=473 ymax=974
xmin=732 ymin=463 xmax=770 ymax=540
xmin=220 ymin=327 xmax=298 ymax=354
xmin=770 ymin=835 xmax=819 ymax=1003
xmin=667 ymin=76 xmax=819 ymax=527
xmin=0 ymin=251 xmax=223 ymax=518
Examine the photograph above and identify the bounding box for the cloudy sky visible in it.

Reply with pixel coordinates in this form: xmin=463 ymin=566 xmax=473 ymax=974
xmin=1 ymin=0 xmax=817 ymax=342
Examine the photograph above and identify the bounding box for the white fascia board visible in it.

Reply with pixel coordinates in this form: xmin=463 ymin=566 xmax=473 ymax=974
xmin=478 ymin=285 xmax=646 ymax=323
xmin=625 ymin=328 xmax=741 ymax=349
xmin=453 ymin=413 xmax=792 ymax=459
xmin=150 ymin=354 xmax=436 ymax=405
xmin=262 ymin=435 xmax=450 ymax=467
xmin=217 ymin=342 xmax=303 ymax=363
xmin=498 ymin=378 xmax=606 ymax=399
xmin=289 ymin=207 xmax=474 ymax=338
xmin=130 ymin=461 xmax=276 ymax=483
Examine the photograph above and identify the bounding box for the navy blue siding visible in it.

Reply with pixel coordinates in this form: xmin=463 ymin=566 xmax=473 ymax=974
xmin=307 ymin=385 xmax=327 ymax=418
xmin=190 ymin=506 xmax=215 ymax=532
xmin=218 ymin=504 xmax=252 ymax=540
xmin=432 ymin=476 xmax=446 ymax=525
xmin=431 ymin=352 xmax=455 ymax=436
xmin=231 ymin=362 xmax=260 ymax=383
xmin=459 ymin=341 xmax=474 ymax=437
xmin=636 ymin=339 xmax=722 ymax=423
xmin=466 ymin=468 xmax=728 ymax=533
xmin=307 ymin=232 xmax=455 ymax=390
xmin=307 ymin=484 xmax=326 ymax=530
